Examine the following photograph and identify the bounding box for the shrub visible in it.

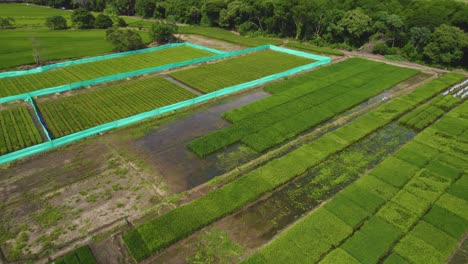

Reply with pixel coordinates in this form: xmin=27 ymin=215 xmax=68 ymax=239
xmin=373 ymin=41 xmax=390 ymax=54
xmin=71 ymin=8 xmax=95 ymax=29
xmin=45 ymin=16 xmax=67 ymax=30
xmin=94 ymin=14 xmax=113 ymax=29
xmin=106 ymin=27 xmax=145 ymax=51
xmin=150 ymin=22 xmax=178 ymax=44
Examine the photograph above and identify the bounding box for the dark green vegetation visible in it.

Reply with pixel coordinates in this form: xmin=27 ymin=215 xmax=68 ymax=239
xmin=399 ymin=95 xmax=461 ymax=130
xmin=0 ymin=106 xmax=43 ymax=155
xmin=188 ymin=58 xmax=418 ymax=156
xmin=170 ymin=50 xmax=313 ymax=93
xmin=53 ymin=246 xmax=97 ymax=264
xmin=122 ymin=72 xmax=464 ymax=262
xmin=0 ymin=46 xmax=212 ymax=97
xmin=38 ymin=76 xmax=196 ymax=138
xmin=244 ymin=99 xmax=467 ymax=264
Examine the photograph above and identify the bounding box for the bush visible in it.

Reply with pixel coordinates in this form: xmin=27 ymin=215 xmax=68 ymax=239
xmin=45 ymin=16 xmax=67 ymax=29
xmin=106 ymin=27 xmax=145 ymax=51
xmin=238 ymin=21 xmax=259 ymax=36
xmin=373 ymin=41 xmax=390 ymax=55
xmin=94 ymin=14 xmax=113 ymax=29
xmin=71 ymin=8 xmax=95 ymax=29
xmin=0 ymin=16 xmax=14 ymax=29
xmin=150 ymin=22 xmax=178 ymax=44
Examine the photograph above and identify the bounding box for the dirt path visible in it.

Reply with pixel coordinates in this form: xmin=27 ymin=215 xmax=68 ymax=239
xmin=177 ymin=34 xmax=245 ymax=51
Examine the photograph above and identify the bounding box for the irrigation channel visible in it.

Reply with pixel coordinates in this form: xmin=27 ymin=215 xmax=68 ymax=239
xmin=147 ymin=122 xmax=416 ymax=263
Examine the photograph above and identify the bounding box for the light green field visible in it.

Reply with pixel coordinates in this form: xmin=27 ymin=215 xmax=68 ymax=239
xmin=0 ymin=3 xmax=72 ymax=27
xmin=0 ymin=29 xmax=151 ymax=70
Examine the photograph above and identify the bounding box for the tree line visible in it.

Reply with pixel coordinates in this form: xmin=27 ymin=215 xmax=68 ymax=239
xmin=26 ymin=0 xmax=468 ymax=68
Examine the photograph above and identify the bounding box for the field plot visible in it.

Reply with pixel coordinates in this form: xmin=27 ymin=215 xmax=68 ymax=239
xmin=399 ymin=94 xmax=461 ymax=130
xmin=0 ymin=46 xmax=212 ymax=98
xmin=38 ymin=76 xmax=197 ymax=138
xmin=188 ymin=58 xmax=419 ymax=156
xmin=0 ymin=105 xmax=43 ymax=155
xmin=243 ymin=101 xmax=467 ymax=264
xmin=0 ymin=3 xmax=72 ymax=28
xmin=122 ymin=73 xmax=463 ymax=262
xmin=169 ymin=50 xmax=314 ymax=93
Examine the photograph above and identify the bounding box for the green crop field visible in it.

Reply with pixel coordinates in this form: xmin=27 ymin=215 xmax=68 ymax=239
xmin=0 ymin=105 xmax=43 ymax=155
xmin=0 ymin=46 xmax=212 ymax=98
xmin=0 ymin=3 xmax=72 ymax=28
xmin=399 ymin=95 xmax=461 ymax=130
xmin=53 ymin=245 xmax=97 ymax=264
xmin=188 ymin=58 xmax=419 ymax=156
xmin=170 ymin=50 xmax=313 ymax=93
xmin=179 ymin=26 xmax=283 ymax=47
xmin=122 ymin=73 xmax=464 ymax=262
xmin=38 ymin=76 xmax=197 ymax=138
xmin=243 ymin=93 xmax=467 ymax=264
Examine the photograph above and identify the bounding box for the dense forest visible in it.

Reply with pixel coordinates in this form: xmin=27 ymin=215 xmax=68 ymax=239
xmin=26 ymin=0 xmax=468 ymax=68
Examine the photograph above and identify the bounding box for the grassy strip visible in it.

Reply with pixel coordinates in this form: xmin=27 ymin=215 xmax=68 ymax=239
xmin=188 ymin=59 xmax=419 ymax=156
xmin=0 ymin=46 xmax=211 ymax=97
xmin=179 ymin=26 xmax=283 ymax=47
xmin=122 ymin=73 xmax=462 ymax=262
xmin=52 ymin=245 xmax=97 ymax=264
xmin=169 ymin=50 xmax=313 ymax=93
xmin=38 ymin=76 xmax=196 ymax=138
xmin=285 ymin=42 xmax=344 ymax=56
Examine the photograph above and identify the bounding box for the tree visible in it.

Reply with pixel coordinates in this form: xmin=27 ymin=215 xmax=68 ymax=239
xmin=71 ymin=8 xmax=95 ymax=29
xmin=106 ymin=27 xmax=145 ymax=51
xmin=0 ymin=17 xmax=14 ymax=29
xmin=150 ymin=22 xmax=178 ymax=44
xmin=45 ymin=15 xmax=67 ymax=29
xmin=337 ymin=8 xmax=372 ymax=46
xmin=409 ymin=27 xmax=431 ymax=50
xmin=94 ymin=14 xmax=113 ymax=29
xmin=135 ymin=0 xmax=155 ymax=18
xmin=423 ymin=24 xmax=468 ymax=66
xmin=201 ymin=0 xmax=226 ymax=26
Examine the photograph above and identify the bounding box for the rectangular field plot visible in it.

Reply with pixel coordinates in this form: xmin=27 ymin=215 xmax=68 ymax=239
xmin=0 ymin=46 xmax=213 ymax=98
xmin=169 ymin=50 xmax=314 ymax=93
xmin=0 ymin=106 xmax=43 ymax=155
xmin=188 ymin=58 xmax=419 ymax=156
xmin=38 ymin=77 xmax=197 ymax=138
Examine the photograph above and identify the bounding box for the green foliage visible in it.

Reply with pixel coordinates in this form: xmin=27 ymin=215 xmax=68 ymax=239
xmin=34 ymin=205 xmax=63 ymax=228
xmin=71 ymin=8 xmax=95 ymax=29
xmin=45 ymin=15 xmax=67 ymax=29
xmin=373 ymin=41 xmax=390 ymax=55
xmin=39 ymin=76 xmax=196 ymax=138
xmin=52 ymin=245 xmax=97 ymax=264
xmin=94 ymin=14 xmax=113 ymax=29
xmin=0 ymin=45 xmax=210 ymax=97
xmin=423 ymin=24 xmax=468 ymax=66
xmin=0 ymin=16 xmax=14 ymax=29
xmin=150 ymin=22 xmax=178 ymax=43
xmin=187 ymin=228 xmax=244 ymax=264
xmin=320 ymin=248 xmax=360 ymax=264
xmin=0 ymin=106 xmax=43 ymax=155
xmin=106 ymin=27 xmax=145 ymax=51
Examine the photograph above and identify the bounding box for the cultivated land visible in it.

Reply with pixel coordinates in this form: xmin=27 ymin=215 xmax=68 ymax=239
xmin=0 ymin=4 xmax=467 ymax=264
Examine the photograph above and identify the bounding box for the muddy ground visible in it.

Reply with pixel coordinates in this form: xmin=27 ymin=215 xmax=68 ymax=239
xmin=0 ymin=89 xmax=268 ymax=263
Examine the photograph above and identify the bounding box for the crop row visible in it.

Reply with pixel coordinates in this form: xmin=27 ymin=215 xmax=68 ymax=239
xmin=244 ymin=99 xmax=467 ymax=264
xmin=188 ymin=59 xmax=419 ymax=156
xmin=169 ymin=50 xmax=313 ymax=93
xmin=38 ymin=76 xmax=196 ymax=138
xmin=0 ymin=46 xmax=212 ymax=98
xmin=53 ymin=245 xmax=97 ymax=264
xmin=399 ymin=94 xmax=461 ymax=130
xmin=121 ymin=72 xmax=463 ymax=262
xmin=0 ymin=105 xmax=43 ymax=155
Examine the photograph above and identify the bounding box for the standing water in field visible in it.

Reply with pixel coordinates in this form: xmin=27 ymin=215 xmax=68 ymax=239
xmin=217 ymin=123 xmax=415 ymax=248
xmin=131 ymin=91 xmax=267 ymax=193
